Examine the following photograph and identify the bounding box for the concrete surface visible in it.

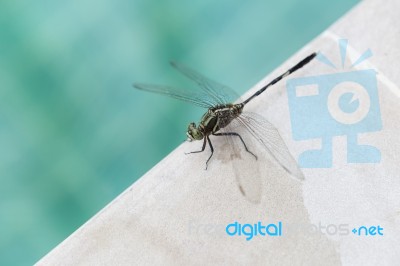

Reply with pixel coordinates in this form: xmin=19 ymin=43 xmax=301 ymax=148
xmin=37 ymin=0 xmax=400 ymax=265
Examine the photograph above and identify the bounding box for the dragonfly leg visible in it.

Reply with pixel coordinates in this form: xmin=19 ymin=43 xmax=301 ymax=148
xmin=186 ymin=136 xmax=215 ymax=169
xmin=186 ymin=137 xmax=207 ymax=154
xmin=213 ymin=132 xmax=258 ymax=160
xmin=205 ymin=135 xmax=214 ymax=170
xmin=186 ymin=137 xmax=213 ymax=169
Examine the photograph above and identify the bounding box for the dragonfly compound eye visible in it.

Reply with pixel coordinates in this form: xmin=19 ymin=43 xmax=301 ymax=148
xmin=187 ymin=122 xmax=203 ymax=140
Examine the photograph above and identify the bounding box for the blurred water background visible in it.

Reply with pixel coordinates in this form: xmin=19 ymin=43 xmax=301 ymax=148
xmin=0 ymin=0 xmax=359 ymax=264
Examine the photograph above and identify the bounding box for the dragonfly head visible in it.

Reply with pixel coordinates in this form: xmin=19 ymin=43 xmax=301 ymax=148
xmin=186 ymin=122 xmax=203 ymax=141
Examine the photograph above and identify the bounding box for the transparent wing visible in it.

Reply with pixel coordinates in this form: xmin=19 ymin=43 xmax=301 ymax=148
xmin=133 ymin=83 xmax=214 ymax=108
xmin=236 ymin=112 xmax=304 ymax=180
xmin=170 ymin=61 xmax=239 ymax=105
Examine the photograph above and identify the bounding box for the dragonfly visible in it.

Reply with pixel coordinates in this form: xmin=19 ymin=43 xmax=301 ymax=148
xmin=133 ymin=53 xmax=316 ymax=199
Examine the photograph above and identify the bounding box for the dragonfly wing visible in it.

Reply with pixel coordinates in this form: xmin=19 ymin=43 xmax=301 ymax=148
xmin=133 ymin=83 xmax=214 ymax=109
xmin=170 ymin=61 xmax=239 ymax=105
xmin=237 ymin=112 xmax=304 ymax=180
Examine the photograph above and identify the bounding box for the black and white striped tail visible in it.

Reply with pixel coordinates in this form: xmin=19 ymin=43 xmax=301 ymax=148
xmin=242 ymin=52 xmax=317 ymax=105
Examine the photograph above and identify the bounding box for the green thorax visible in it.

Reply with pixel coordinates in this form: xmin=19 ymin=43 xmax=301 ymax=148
xmin=199 ymin=103 xmax=244 ymax=134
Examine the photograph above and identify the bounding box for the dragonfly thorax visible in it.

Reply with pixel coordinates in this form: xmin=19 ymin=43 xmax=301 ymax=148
xmin=186 ymin=103 xmax=243 ymax=141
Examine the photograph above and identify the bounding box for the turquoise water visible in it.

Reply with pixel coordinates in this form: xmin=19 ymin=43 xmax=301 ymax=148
xmin=0 ymin=0 xmax=359 ymax=264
